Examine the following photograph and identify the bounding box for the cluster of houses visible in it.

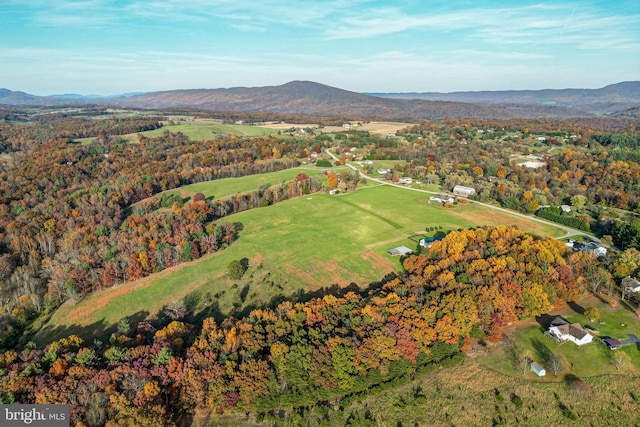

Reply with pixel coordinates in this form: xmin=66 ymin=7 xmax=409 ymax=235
xmin=375 ymin=168 xmax=413 ymax=184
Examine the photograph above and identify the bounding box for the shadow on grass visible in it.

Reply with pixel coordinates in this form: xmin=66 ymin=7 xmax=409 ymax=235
xmin=504 ymin=338 xmax=520 ymax=370
xmin=194 ymin=273 xmax=398 ymax=326
xmin=567 ymin=301 xmax=585 ymax=316
xmin=531 ymin=337 xmax=552 ymax=362
xmin=592 ymin=292 xmax=610 ymax=305
xmin=619 ymin=298 xmax=639 ymax=314
xmin=31 ymin=271 xmax=399 ymax=350
xmin=535 ymin=313 xmax=557 ymax=329
xmin=32 ymin=310 xmax=150 ymax=348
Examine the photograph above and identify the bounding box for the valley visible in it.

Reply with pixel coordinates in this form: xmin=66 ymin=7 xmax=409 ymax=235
xmin=3 ymin=0 xmax=639 ymax=424
xmin=0 ymin=101 xmax=639 ymax=426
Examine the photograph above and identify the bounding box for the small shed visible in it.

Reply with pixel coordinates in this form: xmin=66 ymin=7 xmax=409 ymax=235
xmin=531 ymin=362 xmax=546 ymax=376
xmin=604 ymin=338 xmax=622 ymax=350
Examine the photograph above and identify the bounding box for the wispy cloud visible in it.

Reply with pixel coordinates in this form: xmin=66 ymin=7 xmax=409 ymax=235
xmin=2 ymin=1 xmax=638 ymax=93
xmin=324 ymin=2 xmax=640 ymax=54
xmin=14 ymin=0 xmax=365 ymax=29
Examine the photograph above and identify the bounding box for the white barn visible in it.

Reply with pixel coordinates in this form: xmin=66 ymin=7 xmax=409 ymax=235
xmin=453 ymin=185 xmax=476 ymax=197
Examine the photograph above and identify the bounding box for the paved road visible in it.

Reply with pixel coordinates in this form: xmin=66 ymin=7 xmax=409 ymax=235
xmin=620 ymin=334 xmax=640 ymax=346
xmin=325 ymin=149 xmax=600 ymax=243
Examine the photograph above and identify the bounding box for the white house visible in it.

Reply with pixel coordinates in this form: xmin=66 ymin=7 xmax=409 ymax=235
xmin=622 ymin=277 xmax=640 ymax=293
xmin=594 ymin=246 xmax=608 ymax=257
xmin=548 ymin=317 xmax=593 ymax=346
xmin=398 ymin=177 xmax=413 ymax=184
xmin=573 ymin=242 xmax=607 ymax=258
xmin=453 ymin=185 xmax=476 ymax=197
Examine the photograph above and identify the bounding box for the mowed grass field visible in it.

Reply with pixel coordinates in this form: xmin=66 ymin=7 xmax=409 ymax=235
xmin=37 ymin=177 xmax=566 ymax=343
xmin=139 ymin=120 xmax=275 ymax=139
xmin=74 ymin=119 xmax=275 ymax=144
xmin=164 ymin=166 xmax=339 ymax=201
xmin=75 ymin=120 xmax=415 ymax=144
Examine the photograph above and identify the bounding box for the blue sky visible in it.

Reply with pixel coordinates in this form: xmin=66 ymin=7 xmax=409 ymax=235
xmin=1 ymin=0 xmax=639 ymax=94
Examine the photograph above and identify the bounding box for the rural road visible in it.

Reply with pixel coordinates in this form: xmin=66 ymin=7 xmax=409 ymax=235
xmin=324 ymin=149 xmax=600 ymax=243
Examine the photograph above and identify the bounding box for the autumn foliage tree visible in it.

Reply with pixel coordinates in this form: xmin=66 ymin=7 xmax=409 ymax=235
xmin=0 ymin=226 xmax=592 ymax=426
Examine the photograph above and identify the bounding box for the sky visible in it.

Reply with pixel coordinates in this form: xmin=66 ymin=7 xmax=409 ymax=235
xmin=1 ymin=0 xmax=639 ymax=95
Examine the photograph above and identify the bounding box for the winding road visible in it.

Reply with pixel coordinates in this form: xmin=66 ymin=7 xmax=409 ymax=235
xmin=324 ymin=149 xmax=600 ymax=243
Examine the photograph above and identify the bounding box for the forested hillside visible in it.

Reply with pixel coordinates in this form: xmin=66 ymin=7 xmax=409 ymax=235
xmin=0 ymin=115 xmax=308 ymax=348
xmin=0 ymin=226 xmax=598 ymax=426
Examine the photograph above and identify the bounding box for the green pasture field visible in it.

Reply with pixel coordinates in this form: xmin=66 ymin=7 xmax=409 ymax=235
xmin=477 ymin=294 xmax=640 ymax=378
xmin=363 ymin=160 xmax=404 ymax=170
xmin=73 ymin=120 xmax=276 ymax=144
xmin=139 ymin=122 xmax=275 ymax=139
xmin=449 ymin=202 xmax=566 ymax=238
xmin=163 ymin=166 xmax=339 ymax=201
xmin=37 ymin=180 xmax=567 ymax=344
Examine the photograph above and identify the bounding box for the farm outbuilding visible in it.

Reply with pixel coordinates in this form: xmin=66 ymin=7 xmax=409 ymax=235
xmin=604 ymin=338 xmax=622 ymax=350
xmin=387 ymin=246 xmax=413 ymax=257
xmin=453 ymin=185 xmax=476 ymax=197
xmin=531 ymin=362 xmax=546 ymax=376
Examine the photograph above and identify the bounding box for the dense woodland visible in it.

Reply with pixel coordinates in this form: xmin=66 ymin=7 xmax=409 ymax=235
xmin=1 ymin=110 xmax=640 ymax=425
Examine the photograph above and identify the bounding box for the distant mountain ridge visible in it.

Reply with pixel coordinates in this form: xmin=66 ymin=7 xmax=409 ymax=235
xmin=1 ymin=81 xmax=639 ymax=119
xmin=368 ymin=81 xmax=640 ymax=115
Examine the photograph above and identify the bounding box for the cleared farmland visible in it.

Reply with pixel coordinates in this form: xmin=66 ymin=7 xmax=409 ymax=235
xmin=38 ymin=176 xmax=566 ymax=343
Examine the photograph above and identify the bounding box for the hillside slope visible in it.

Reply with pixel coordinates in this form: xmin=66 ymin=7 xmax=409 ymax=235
xmin=2 ymin=81 xmax=638 ymax=118
xmin=369 ymin=81 xmax=640 ymax=116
